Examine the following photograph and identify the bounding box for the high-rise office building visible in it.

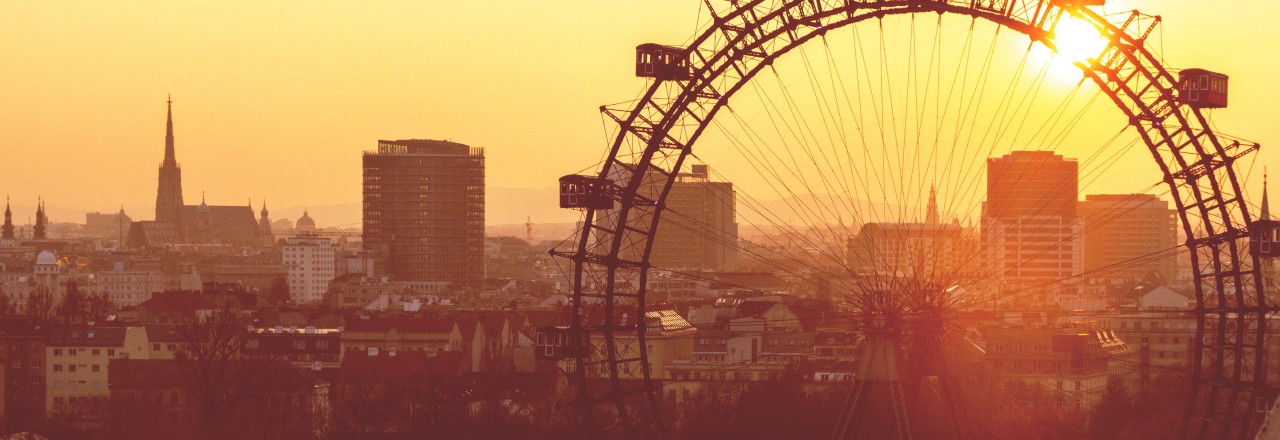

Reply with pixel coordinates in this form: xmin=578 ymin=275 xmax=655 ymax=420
xmin=651 ymin=165 xmax=739 ymax=272
xmin=1079 ymin=194 xmax=1177 ymax=283
xmin=983 ymin=151 xmax=1083 ymax=288
xmin=362 ymin=139 xmax=485 ymax=291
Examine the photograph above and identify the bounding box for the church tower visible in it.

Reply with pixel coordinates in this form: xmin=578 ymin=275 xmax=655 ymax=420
xmin=33 ymin=198 xmax=47 ymax=240
xmin=258 ymin=200 xmax=274 ymax=245
xmin=155 ymin=96 xmax=185 ymax=224
xmin=925 ymin=184 xmax=940 ymax=224
xmin=2 ymin=196 xmax=14 ymax=246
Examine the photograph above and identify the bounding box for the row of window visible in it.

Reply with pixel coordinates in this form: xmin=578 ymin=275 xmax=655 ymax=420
xmin=52 ymin=364 xmax=100 ymax=373
xmin=53 ymin=348 xmax=116 ymax=357
xmin=51 ymin=380 xmax=100 ymax=390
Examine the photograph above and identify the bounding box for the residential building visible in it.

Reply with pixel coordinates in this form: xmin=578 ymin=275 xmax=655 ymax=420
xmin=984 ymin=326 xmax=1129 ymax=409
xmin=1096 ymin=312 xmax=1197 ymax=386
xmin=362 ymin=139 xmax=485 ymax=291
xmin=45 ymin=325 xmax=151 ymax=421
xmin=109 ymin=359 xmax=331 ymax=440
xmin=1079 ymin=194 xmax=1178 ymax=283
xmin=340 ymin=317 xmax=464 ymax=361
xmin=283 ymin=234 xmax=336 ymax=304
xmin=244 ymin=322 xmax=343 ymax=371
xmin=0 ymin=318 xmax=49 ymax=432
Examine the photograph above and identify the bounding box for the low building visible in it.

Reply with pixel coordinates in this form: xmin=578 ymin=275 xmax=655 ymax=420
xmin=45 ymin=325 xmax=151 ymax=425
xmin=340 ymin=317 xmax=463 ymax=361
xmin=109 ymin=359 xmax=331 ymax=440
xmin=984 ymin=326 xmax=1132 ymax=409
xmin=0 ymin=317 xmax=49 ymax=432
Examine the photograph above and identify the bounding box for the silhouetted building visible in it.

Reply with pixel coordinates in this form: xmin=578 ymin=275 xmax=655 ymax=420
xmin=847 ymin=187 xmax=967 ymax=279
xmin=605 ymin=164 xmax=738 ymax=272
xmin=85 ymin=209 xmax=132 ymax=240
xmin=258 ymin=201 xmax=274 ymax=246
xmin=128 ymin=98 xmax=261 ymax=248
xmin=362 ymin=139 xmax=485 ymax=291
xmin=1079 ymin=194 xmax=1177 ymax=283
xmin=2 ymin=198 xmax=14 ymax=247
xmin=983 ymin=151 xmax=1083 ymax=289
xmin=651 ymin=165 xmax=739 ymax=272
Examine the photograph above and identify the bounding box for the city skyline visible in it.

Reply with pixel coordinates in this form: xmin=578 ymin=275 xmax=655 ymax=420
xmin=2 ymin=1 xmax=1277 ymax=220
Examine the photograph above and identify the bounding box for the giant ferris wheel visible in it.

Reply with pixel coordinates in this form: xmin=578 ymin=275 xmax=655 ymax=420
xmin=546 ymin=1 xmax=1273 ymax=439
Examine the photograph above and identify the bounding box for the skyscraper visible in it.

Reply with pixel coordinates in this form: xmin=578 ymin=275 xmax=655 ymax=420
xmin=362 ymin=139 xmax=485 ymax=291
xmin=983 ymin=151 xmax=1083 ymax=290
xmin=1079 ymin=194 xmax=1177 ymax=283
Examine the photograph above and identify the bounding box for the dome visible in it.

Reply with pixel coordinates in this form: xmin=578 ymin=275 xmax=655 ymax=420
xmin=35 ymin=250 xmax=57 ymax=265
xmin=296 ymin=210 xmax=316 ymax=231
xmin=196 ymin=200 xmax=211 ymax=213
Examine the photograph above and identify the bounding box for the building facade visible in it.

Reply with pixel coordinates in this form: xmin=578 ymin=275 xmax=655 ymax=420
xmin=283 ymin=235 xmax=336 ymax=304
xmin=362 ymin=139 xmax=485 ymax=290
xmin=649 ymin=165 xmax=739 ymax=272
xmin=1079 ymin=194 xmax=1178 ymax=283
xmin=983 ymin=151 xmax=1084 ymax=293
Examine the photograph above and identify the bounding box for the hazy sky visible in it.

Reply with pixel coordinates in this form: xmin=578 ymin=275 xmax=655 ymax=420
xmin=2 ymin=1 xmax=1277 ymax=225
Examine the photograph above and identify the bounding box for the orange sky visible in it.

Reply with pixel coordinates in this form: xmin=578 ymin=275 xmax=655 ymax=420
xmin=1 ymin=1 xmax=1277 ymax=226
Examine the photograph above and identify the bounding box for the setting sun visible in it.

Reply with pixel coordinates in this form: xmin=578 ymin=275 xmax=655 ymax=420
xmin=1053 ymin=16 xmax=1108 ymax=64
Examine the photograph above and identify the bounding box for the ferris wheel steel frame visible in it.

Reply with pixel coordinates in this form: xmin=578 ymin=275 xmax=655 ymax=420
xmin=557 ymin=1 xmax=1272 ymax=438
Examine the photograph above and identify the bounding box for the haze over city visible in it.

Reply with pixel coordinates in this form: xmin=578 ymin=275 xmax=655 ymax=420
xmin=2 ymin=0 xmax=1278 ymax=226
xmin=1 ymin=1 xmax=1279 ymax=440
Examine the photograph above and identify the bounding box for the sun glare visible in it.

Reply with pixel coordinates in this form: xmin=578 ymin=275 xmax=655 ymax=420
xmin=1053 ymin=17 xmax=1107 ymax=64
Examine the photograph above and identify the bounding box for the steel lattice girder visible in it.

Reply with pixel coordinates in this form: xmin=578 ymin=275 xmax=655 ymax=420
xmin=559 ymin=1 xmax=1272 ymax=439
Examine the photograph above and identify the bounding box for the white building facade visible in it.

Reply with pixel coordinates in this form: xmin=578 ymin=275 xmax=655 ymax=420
xmin=284 ymin=235 xmax=336 ymax=304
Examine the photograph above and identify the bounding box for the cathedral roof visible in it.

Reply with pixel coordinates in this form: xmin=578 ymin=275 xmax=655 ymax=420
xmin=178 ymin=205 xmax=258 ymax=231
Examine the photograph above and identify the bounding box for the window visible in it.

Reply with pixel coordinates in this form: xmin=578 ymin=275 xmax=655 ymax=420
xmin=53 ymin=349 xmax=62 ymax=356
xmin=31 ymin=361 xmax=40 ymax=369
xmin=69 ymin=365 xmax=76 ymax=373
xmin=54 ymin=381 xmax=62 ymax=390
xmin=108 ymin=349 xmax=115 ymax=357
xmin=69 ymin=381 xmax=77 ymax=390
xmin=293 ymin=340 xmax=307 ymax=350
xmin=153 ymin=344 xmax=160 ymax=351
xmin=167 ymin=344 xmax=176 ymax=351
xmin=54 ymin=397 xmax=63 ymax=405
xmin=54 ymin=364 xmax=62 ymax=372
xmin=92 ymin=381 xmax=100 ymax=390
xmin=315 ymin=340 xmax=329 ymax=350
xmin=92 ymin=365 xmax=100 ymax=373
xmin=11 ymin=361 xmax=19 ymax=369
xmin=92 ymin=349 xmax=100 ymax=356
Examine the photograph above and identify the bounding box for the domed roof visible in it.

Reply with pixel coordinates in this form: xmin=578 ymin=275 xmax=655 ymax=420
xmin=296 ymin=210 xmax=316 ymax=231
xmin=35 ymin=250 xmax=57 ymax=265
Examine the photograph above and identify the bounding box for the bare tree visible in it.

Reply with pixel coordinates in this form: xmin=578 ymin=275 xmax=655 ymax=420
xmin=172 ymin=303 xmax=293 ymax=440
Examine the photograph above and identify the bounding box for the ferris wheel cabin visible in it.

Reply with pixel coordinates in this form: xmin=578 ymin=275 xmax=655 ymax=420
xmin=1177 ymin=68 xmax=1229 ymax=109
xmin=1250 ymin=220 xmax=1280 ymax=258
xmin=559 ymin=174 xmax=614 ymax=210
xmin=534 ymin=326 xmax=591 ymax=360
xmin=636 ymin=43 xmax=691 ymax=81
